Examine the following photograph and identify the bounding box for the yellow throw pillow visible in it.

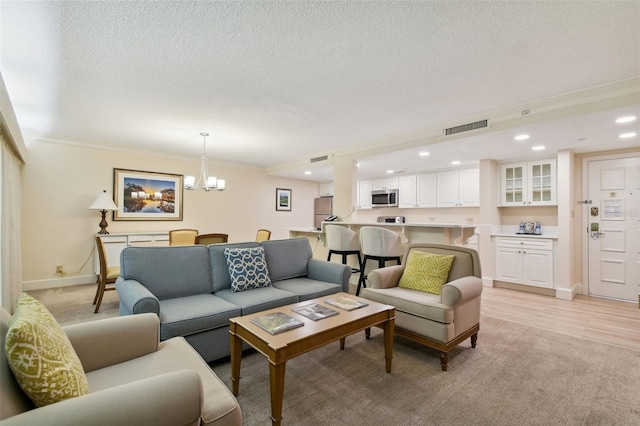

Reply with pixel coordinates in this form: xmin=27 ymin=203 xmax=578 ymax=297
xmin=398 ymin=251 xmax=455 ymax=294
xmin=5 ymin=293 xmax=89 ymax=407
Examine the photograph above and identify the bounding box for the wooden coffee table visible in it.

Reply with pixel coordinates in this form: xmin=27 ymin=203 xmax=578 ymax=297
xmin=229 ymin=292 xmax=395 ymax=425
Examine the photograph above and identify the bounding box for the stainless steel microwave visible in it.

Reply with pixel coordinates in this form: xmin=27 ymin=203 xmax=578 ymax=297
xmin=371 ymin=189 xmax=398 ymax=208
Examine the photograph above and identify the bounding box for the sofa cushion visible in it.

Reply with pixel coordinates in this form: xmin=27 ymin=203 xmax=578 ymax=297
xmin=208 ymin=242 xmax=261 ymax=292
xmin=4 ymin=293 xmax=89 ymax=407
xmin=398 ymin=251 xmax=455 ymax=295
xmin=214 ymin=287 xmax=299 ymax=316
xmin=158 ymin=294 xmax=242 ymax=341
xmin=121 ymin=246 xmax=213 ymax=299
xmin=224 ymin=247 xmax=272 ymax=292
xmin=272 ymin=277 xmax=342 ymax=301
xmin=261 ymin=238 xmax=312 ymax=282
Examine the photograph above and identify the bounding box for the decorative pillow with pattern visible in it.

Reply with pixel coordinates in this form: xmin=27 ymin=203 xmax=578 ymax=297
xmin=398 ymin=251 xmax=455 ymax=295
xmin=5 ymin=292 xmax=89 ymax=407
xmin=224 ymin=247 xmax=272 ymax=292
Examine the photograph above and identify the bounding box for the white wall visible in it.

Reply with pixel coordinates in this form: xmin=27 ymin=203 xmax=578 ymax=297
xmin=21 ymin=140 xmax=319 ymax=287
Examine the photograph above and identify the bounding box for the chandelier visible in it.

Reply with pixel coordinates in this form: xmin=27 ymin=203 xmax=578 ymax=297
xmin=184 ymin=132 xmax=226 ymax=191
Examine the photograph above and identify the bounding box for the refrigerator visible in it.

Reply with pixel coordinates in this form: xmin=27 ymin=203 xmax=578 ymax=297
xmin=313 ymin=197 xmax=333 ymax=229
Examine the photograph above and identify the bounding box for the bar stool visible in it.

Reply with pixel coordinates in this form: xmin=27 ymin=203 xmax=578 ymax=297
xmin=325 ymin=225 xmax=362 ymax=275
xmin=357 ymin=226 xmax=403 ymax=296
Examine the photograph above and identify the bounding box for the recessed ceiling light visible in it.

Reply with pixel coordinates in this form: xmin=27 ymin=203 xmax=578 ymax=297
xmin=304 ymin=171 xmax=311 ymax=175
xmin=615 ymin=116 xmax=637 ymax=124
xmin=619 ymin=132 xmax=637 ymax=139
xmin=514 ymin=134 xmax=530 ymax=141
xmin=451 ymin=161 xmax=461 ymax=165
xmin=419 ymin=151 xmax=430 ymax=157
xmin=386 ymin=170 xmax=394 ymax=174
xmin=531 ymin=145 xmax=545 ymax=151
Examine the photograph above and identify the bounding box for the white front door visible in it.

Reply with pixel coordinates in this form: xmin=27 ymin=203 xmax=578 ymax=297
xmin=587 ymin=156 xmax=640 ymax=301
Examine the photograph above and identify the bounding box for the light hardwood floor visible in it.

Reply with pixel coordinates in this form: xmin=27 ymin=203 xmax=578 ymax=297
xmin=28 ymin=283 xmax=640 ymax=352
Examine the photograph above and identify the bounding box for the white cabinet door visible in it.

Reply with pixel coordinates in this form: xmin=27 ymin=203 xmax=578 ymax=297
xmin=398 ymin=175 xmax=417 ymax=208
xmin=357 ymin=181 xmax=372 ymax=209
xmin=501 ymin=163 xmax=526 ymax=206
xmin=436 ymin=170 xmax=460 ymax=207
xmin=416 ymin=173 xmax=437 ymax=208
xmin=521 ymin=249 xmax=554 ymax=288
xmin=372 ymin=177 xmax=399 ymax=190
xmin=527 ymin=160 xmax=556 ymax=205
xmin=495 ymin=246 xmax=523 ymax=282
xmin=318 ymin=182 xmax=334 ymax=197
xmin=459 ymin=168 xmax=480 ymax=206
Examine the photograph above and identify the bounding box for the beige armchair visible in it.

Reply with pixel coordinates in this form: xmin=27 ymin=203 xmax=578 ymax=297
xmin=1 ymin=307 xmax=242 ymax=425
xmin=361 ymin=243 xmax=482 ymax=371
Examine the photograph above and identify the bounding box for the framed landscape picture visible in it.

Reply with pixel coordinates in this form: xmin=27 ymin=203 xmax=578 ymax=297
xmin=276 ymin=188 xmax=292 ymax=211
xmin=113 ymin=168 xmax=183 ymax=221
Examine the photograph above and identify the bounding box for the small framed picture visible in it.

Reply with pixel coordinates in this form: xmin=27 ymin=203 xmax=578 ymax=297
xmin=276 ymin=188 xmax=292 ymax=211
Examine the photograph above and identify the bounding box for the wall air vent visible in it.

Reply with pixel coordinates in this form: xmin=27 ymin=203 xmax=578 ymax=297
xmin=310 ymin=155 xmax=329 ymax=163
xmin=444 ymin=119 xmax=488 ymax=136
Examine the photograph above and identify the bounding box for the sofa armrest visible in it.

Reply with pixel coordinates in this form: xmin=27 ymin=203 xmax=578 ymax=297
xmin=63 ymin=314 xmax=160 ymax=373
xmin=367 ymin=265 xmax=405 ymax=289
xmin=0 ymin=370 xmax=203 ymax=426
xmin=115 ymin=277 xmax=160 ymax=315
xmin=441 ymin=276 xmax=483 ymax=306
xmin=307 ymin=258 xmax=351 ymax=292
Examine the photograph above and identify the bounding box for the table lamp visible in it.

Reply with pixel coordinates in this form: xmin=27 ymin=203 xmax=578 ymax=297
xmin=88 ymin=190 xmax=118 ymax=234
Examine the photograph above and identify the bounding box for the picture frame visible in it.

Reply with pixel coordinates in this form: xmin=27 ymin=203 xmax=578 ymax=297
xmin=113 ymin=168 xmax=183 ymax=221
xmin=276 ymin=188 xmax=292 ymax=211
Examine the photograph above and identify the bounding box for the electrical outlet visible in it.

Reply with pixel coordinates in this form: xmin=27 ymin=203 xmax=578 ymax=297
xmin=56 ymin=265 xmax=64 ymax=274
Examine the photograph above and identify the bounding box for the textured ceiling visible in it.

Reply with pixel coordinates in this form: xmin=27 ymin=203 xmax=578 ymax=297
xmin=1 ymin=1 xmax=639 ymax=181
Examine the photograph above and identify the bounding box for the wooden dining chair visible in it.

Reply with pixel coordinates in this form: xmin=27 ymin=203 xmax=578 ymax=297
xmin=195 ymin=233 xmax=229 ymax=245
xmin=169 ymin=229 xmax=198 ymax=246
xmin=255 ymin=229 xmax=271 ymax=242
xmin=93 ymin=236 xmax=120 ymax=313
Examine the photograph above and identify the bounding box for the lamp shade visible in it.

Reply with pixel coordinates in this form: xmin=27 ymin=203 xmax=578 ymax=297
xmin=89 ymin=190 xmax=118 ymax=211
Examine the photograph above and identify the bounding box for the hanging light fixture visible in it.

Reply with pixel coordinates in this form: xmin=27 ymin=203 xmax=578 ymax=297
xmin=184 ymin=132 xmax=226 ymax=191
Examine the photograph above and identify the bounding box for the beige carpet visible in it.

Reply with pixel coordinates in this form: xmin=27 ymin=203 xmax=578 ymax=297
xmin=210 ymin=316 xmax=639 ymax=426
xmin=28 ymin=285 xmax=639 ymax=425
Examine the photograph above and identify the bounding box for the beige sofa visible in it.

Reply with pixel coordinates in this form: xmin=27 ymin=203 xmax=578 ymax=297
xmin=361 ymin=243 xmax=483 ymax=371
xmin=1 ymin=307 xmax=242 ymax=425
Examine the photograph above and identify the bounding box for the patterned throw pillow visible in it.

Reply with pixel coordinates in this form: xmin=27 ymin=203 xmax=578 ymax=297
xmin=5 ymin=292 xmax=89 ymax=407
xmin=224 ymin=247 xmax=272 ymax=292
xmin=398 ymin=251 xmax=455 ymax=295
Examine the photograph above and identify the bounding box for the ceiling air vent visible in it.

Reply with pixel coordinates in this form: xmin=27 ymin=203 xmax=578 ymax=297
xmin=310 ymin=155 xmax=329 ymax=163
xmin=444 ymin=119 xmax=488 ymax=136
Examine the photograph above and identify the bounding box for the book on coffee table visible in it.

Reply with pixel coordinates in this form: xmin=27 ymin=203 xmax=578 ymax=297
xmin=292 ymin=303 xmax=339 ymax=321
xmin=250 ymin=312 xmax=304 ymax=335
xmin=325 ymin=296 xmax=368 ymax=311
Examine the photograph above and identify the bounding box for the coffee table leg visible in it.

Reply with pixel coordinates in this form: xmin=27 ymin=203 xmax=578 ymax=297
xmin=269 ymin=361 xmax=286 ymax=426
xmin=340 ymin=337 xmax=346 ymax=350
xmin=230 ymin=330 xmax=242 ymax=396
xmin=383 ymin=317 xmax=394 ymax=373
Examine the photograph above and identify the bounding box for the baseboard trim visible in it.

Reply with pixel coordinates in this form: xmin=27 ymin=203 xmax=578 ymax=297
xmin=23 ymin=275 xmax=96 ymax=291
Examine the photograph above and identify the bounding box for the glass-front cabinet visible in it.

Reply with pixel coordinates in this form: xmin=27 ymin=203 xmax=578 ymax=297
xmin=501 ymin=159 xmax=556 ymax=206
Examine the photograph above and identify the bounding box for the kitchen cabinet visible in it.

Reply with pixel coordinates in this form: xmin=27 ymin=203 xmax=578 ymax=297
xmin=357 ymin=180 xmax=372 ymax=209
xmin=318 ymin=182 xmax=333 ymax=197
xmin=436 ymin=168 xmax=479 ymax=207
xmin=494 ymin=236 xmax=553 ymax=289
xmin=372 ymin=177 xmax=399 ymax=191
xmin=501 ymin=159 xmax=556 ymax=206
xmin=398 ymin=173 xmax=437 ymax=208
xmin=95 ymin=232 xmax=169 ymax=273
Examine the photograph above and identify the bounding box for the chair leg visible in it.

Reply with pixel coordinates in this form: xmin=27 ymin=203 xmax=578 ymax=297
xmin=327 ymin=251 xmax=332 ymax=262
xmin=94 ymin=278 xmax=106 ymax=314
xmin=92 ymin=276 xmax=100 ymax=305
xmin=439 ymin=352 xmax=448 ymax=371
xmin=470 ymin=332 xmax=478 ymax=348
xmin=356 ymin=257 xmax=369 ymax=296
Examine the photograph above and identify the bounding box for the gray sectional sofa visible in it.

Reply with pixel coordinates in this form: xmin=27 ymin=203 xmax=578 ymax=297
xmin=116 ymin=237 xmax=351 ymax=362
